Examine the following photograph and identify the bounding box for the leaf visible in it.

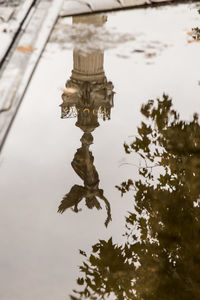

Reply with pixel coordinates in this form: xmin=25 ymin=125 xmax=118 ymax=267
xmin=77 ymin=277 xmax=84 ymax=285
xmin=79 ymin=249 xmax=87 ymax=257
xmin=17 ymin=45 xmax=35 ymax=53
xmin=92 ymin=244 xmax=100 ymax=253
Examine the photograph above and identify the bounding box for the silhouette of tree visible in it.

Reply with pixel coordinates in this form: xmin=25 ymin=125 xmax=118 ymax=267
xmin=70 ymin=94 xmax=200 ymax=300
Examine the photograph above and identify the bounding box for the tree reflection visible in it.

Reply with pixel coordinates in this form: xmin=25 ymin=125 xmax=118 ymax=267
xmin=58 ymin=15 xmax=114 ymax=227
xmin=71 ymin=94 xmax=200 ymax=299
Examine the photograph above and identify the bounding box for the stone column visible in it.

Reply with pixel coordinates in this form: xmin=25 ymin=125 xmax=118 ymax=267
xmin=71 ymin=14 xmax=107 ymax=83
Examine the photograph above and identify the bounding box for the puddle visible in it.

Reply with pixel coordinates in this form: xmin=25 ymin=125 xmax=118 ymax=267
xmin=0 ymin=3 xmax=200 ymax=300
xmin=50 ymin=15 xmax=136 ymax=52
xmin=50 ymin=12 xmax=168 ymax=61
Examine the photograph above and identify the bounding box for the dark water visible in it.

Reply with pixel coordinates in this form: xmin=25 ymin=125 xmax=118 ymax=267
xmin=0 ymin=4 xmax=200 ymax=300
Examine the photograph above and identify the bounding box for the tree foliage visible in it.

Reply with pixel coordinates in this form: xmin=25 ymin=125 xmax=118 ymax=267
xmin=71 ymin=95 xmax=200 ymax=300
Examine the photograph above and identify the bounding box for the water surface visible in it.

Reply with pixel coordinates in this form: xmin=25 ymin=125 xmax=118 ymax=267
xmin=0 ymin=3 xmax=200 ymax=299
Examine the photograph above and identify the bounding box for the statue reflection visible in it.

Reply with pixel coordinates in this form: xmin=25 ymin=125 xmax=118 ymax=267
xmin=58 ymin=14 xmax=114 ymax=227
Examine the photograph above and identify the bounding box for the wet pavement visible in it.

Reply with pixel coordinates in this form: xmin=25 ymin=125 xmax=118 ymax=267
xmin=0 ymin=0 xmax=63 ymax=150
xmin=0 ymin=0 xmax=35 ymax=64
xmin=0 ymin=0 xmax=21 ymax=7
xmin=0 ymin=2 xmax=200 ymax=300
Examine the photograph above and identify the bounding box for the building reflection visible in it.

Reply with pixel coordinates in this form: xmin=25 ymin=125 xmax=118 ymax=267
xmin=58 ymin=14 xmax=114 ymax=227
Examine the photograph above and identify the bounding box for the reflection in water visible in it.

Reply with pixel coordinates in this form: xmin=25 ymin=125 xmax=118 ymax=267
xmin=70 ymin=95 xmax=200 ymax=299
xmin=58 ymin=15 xmax=114 ymax=227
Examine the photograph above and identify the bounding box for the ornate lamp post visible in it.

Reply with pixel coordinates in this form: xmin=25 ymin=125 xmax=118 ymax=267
xmin=58 ymin=14 xmax=114 ymax=227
